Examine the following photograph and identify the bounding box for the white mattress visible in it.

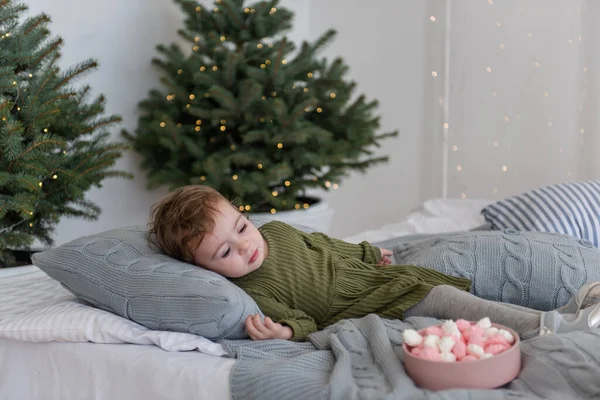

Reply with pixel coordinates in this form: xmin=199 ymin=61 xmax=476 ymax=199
xmin=0 ymin=266 xmax=234 ymax=400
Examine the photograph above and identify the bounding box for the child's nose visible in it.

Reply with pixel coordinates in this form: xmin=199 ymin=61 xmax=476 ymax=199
xmin=238 ymin=239 xmax=250 ymax=254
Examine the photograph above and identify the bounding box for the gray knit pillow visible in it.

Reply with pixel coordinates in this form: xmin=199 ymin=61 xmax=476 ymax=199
xmin=393 ymin=229 xmax=600 ymax=311
xmin=32 ymin=225 xmax=262 ymax=341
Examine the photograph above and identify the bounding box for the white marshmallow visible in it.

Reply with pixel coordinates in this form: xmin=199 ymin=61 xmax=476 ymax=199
xmin=481 ymin=353 xmax=494 ymax=360
xmin=476 ymin=317 xmax=492 ymax=329
xmin=441 ymin=352 xmax=457 ymax=362
xmin=402 ymin=329 xmax=423 ymax=347
xmin=484 ymin=327 xmax=499 ymax=336
xmin=498 ymin=329 xmax=515 ymax=344
xmin=441 ymin=320 xmax=461 ymax=336
xmin=423 ymin=334 xmax=440 ymax=348
xmin=438 ymin=336 xmax=456 ymax=353
xmin=467 ymin=343 xmax=485 ymax=358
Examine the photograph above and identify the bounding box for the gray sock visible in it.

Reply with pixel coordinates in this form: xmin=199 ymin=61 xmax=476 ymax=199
xmin=405 ymin=285 xmax=541 ymax=338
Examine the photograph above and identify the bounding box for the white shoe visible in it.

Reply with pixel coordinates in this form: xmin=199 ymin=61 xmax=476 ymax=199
xmin=539 ymin=302 xmax=600 ymax=336
xmin=560 ymin=282 xmax=600 ymax=314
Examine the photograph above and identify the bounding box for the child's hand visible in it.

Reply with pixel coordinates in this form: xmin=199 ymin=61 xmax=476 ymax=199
xmin=245 ymin=314 xmax=293 ymax=340
xmin=379 ymin=248 xmax=393 ymax=265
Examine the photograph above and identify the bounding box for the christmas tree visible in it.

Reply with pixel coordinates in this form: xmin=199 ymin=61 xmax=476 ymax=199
xmin=0 ymin=0 xmax=130 ymax=266
xmin=123 ymin=0 xmax=397 ymax=214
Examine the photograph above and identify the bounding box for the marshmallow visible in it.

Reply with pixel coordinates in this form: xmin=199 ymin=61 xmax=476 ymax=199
xmin=484 ymin=327 xmax=499 ymax=336
xmin=481 ymin=353 xmax=494 ymax=360
xmin=455 ymin=319 xmax=472 ymax=332
xmin=421 ymin=346 xmax=442 ymax=361
xmin=452 ymin=339 xmax=467 ymax=359
xmin=424 ymin=325 xmax=445 ymax=337
xmin=423 ymin=334 xmax=440 ymax=348
xmin=498 ymin=329 xmax=515 ymax=344
xmin=402 ymin=329 xmax=423 ymax=347
xmin=467 ymin=343 xmax=485 ymax=358
xmin=441 ymin=352 xmax=457 ymax=362
xmin=485 ymin=343 xmax=511 ymax=355
xmin=438 ymin=336 xmax=456 ymax=353
xmin=460 ymin=355 xmax=478 ymax=362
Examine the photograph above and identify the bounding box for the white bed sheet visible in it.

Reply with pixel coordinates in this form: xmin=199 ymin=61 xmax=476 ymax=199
xmin=0 ymin=266 xmax=234 ymax=400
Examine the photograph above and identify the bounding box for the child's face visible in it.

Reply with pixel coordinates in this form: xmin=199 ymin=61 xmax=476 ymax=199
xmin=191 ymin=200 xmax=267 ymax=278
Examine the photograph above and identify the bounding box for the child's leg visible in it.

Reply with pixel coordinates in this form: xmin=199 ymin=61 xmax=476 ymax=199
xmin=404 ymin=285 xmax=541 ymax=338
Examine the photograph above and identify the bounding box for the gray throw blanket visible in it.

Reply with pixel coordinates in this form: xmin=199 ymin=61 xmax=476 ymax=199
xmin=221 ymin=315 xmax=600 ymax=400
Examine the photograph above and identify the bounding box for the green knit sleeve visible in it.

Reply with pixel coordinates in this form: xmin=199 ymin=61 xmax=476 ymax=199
xmin=299 ymin=230 xmax=381 ymax=264
xmin=250 ymin=293 xmax=318 ymax=342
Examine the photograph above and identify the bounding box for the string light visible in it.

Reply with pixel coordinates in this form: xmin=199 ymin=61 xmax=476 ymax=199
xmin=196 ymin=119 xmax=202 ymax=125
xmin=272 ymin=191 xmax=278 ymax=196
xmin=192 ymin=46 xmax=199 ymax=51
xmin=277 ymin=143 xmax=283 ymax=149
xmin=220 ymin=126 xmax=226 ymax=131
xmin=200 ymin=176 xmax=207 ymax=181
xmin=270 ymin=209 xmax=276 ymax=214
xmin=285 ymin=181 xmax=291 ymax=186
xmin=432 ymin=71 xmax=438 ymax=77
xmin=501 ymin=166 xmax=508 ymax=172
xmin=220 ymin=119 xmax=226 ymax=124
xmin=244 ymin=7 xmax=250 ymax=13
xmin=257 ymin=163 xmax=263 ymax=169
xmin=220 ymin=36 xmax=226 ymax=41
xmin=456 ymin=165 xmax=463 ymax=171
xmin=186 ymin=104 xmax=191 ymax=108
xmin=44 ymin=128 xmax=48 ymax=133
xmin=232 ymin=175 xmax=238 ymax=180
xmin=257 ymin=43 xmax=263 ymax=49
xmin=461 ymin=193 xmax=467 ymax=199
xmin=260 ymin=64 xmax=266 ymax=69
xmin=166 ymin=95 xmax=174 ymax=101
xmin=196 ymin=6 xmax=201 ymax=11
xmin=333 ymin=184 xmax=339 ymax=189
xmin=303 ymin=203 xmax=309 ymax=209
xmin=295 ymin=204 xmax=301 ymax=209
xmin=38 ymin=182 xmax=43 ymax=187
xmin=245 ymin=205 xmax=251 ymax=211
xmin=265 ymin=60 xmax=271 ymax=65
xmin=195 ymin=126 xmax=201 ymax=131
xmin=307 ymin=72 xmax=313 ymax=78
xmin=486 ymin=66 xmax=492 ymax=73
xmin=189 ymin=94 xmax=195 ymax=100
xmin=316 ymin=107 xmax=323 ymax=113
xmin=270 ymin=7 xmax=277 ymax=14
xmin=325 ymin=181 xmax=331 ymax=187
xmin=430 ymin=16 xmax=436 ymax=22
xmin=230 ymin=145 xmax=236 ymax=150
xmin=177 ymin=69 xmax=183 ymax=75
xmin=329 ymin=93 xmax=336 ymax=99
xmin=239 ymin=206 xmax=245 ymax=211
xmin=303 ymin=88 xmax=309 ymax=93
xmin=212 ymin=66 xmax=218 ymax=71
xmin=52 ymin=174 xmax=58 ymax=179
xmin=282 ymin=59 xmax=287 ymax=64
xmin=200 ymin=66 xmax=206 ymax=71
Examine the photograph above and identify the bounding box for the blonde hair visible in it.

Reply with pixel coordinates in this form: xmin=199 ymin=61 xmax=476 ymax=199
xmin=148 ymin=185 xmax=228 ymax=263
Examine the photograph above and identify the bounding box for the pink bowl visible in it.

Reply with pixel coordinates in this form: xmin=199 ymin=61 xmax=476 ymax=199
xmin=403 ymin=323 xmax=522 ymax=391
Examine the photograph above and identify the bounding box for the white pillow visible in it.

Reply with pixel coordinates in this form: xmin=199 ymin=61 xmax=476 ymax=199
xmin=0 ymin=267 xmax=226 ymax=356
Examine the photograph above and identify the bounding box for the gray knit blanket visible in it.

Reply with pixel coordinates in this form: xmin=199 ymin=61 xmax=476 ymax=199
xmin=221 ymin=314 xmax=600 ymax=400
xmin=390 ymin=230 xmax=600 ymax=311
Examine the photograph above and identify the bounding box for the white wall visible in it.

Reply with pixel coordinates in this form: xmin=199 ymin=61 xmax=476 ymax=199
xmin=309 ymin=0 xmax=432 ymax=237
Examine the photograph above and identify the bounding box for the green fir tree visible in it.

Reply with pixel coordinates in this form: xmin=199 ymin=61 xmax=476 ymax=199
xmin=0 ymin=0 xmax=130 ymax=266
xmin=124 ymin=0 xmax=397 ymax=214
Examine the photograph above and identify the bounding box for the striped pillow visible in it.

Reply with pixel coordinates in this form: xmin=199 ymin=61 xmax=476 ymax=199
xmin=482 ymin=180 xmax=600 ymax=247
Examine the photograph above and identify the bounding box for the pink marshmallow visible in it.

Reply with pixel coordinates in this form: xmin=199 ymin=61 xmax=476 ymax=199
xmin=466 ymin=331 xmax=485 ymax=346
xmin=455 ymin=319 xmax=472 ymax=332
xmin=420 ymin=346 xmax=442 ymax=361
xmin=485 ymin=333 xmax=510 ymax=346
xmin=452 ymin=339 xmax=467 ymax=359
xmin=411 ymin=347 xmax=423 ymax=357
xmin=460 ymin=355 xmax=478 ymax=362
xmin=485 ymin=343 xmax=511 ymax=355
xmin=423 ymin=326 xmax=445 ymax=337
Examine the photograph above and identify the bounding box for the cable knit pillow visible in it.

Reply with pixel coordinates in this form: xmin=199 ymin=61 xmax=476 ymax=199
xmin=393 ymin=229 xmax=600 ymax=311
xmin=32 ymin=225 xmax=262 ymax=341
xmin=481 ymin=180 xmax=600 ymax=247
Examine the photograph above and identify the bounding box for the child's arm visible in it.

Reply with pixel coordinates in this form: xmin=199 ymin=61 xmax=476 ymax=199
xmin=248 ymin=293 xmax=318 ymax=341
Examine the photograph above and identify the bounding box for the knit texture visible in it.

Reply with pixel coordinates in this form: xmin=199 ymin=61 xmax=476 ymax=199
xmin=230 ymin=221 xmax=471 ymax=341
xmin=393 ymin=229 xmax=600 ymax=311
xmin=32 ymin=225 xmax=262 ymax=341
xmin=221 ymin=313 xmax=600 ymax=400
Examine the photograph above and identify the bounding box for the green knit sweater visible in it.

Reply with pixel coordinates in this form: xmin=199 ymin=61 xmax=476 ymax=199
xmin=231 ymin=221 xmax=471 ymax=341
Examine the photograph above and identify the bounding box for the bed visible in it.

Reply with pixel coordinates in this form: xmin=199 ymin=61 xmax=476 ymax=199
xmin=2 ymin=193 xmax=600 ymax=400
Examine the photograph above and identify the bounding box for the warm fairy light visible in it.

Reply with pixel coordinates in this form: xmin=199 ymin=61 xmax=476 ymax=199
xmin=282 ymin=59 xmax=287 ymax=64
xmin=194 ymin=36 xmax=200 ymax=42
xmin=196 ymin=6 xmax=201 ymax=11
xmin=430 ymin=16 xmax=436 ymax=22
xmin=270 ymin=7 xmax=277 ymax=14
xmin=220 ymin=119 xmax=226 ymax=124
xmin=486 ymin=66 xmax=492 ymax=72
xmin=38 ymin=182 xmax=43 ymax=187
xmin=257 ymin=43 xmax=263 ymax=49
xmin=277 ymin=143 xmax=283 ymax=149
xmin=245 ymin=205 xmax=251 ymax=211
xmin=220 ymin=126 xmax=226 ymax=131
xmin=44 ymin=128 xmax=49 ymax=133
xmin=502 ymin=166 xmax=508 ymax=172
xmin=186 ymin=104 xmax=192 ymax=108
xmin=456 ymin=165 xmax=463 ymax=171
xmin=265 ymin=60 xmax=271 ymax=65
xmin=260 ymin=64 xmax=266 ymax=69
xmin=52 ymin=174 xmax=58 ymax=179
xmin=177 ymin=69 xmax=183 ymax=75
xmin=303 ymin=88 xmax=309 ymax=93
xmin=260 ymin=117 xmax=266 ymax=122
xmin=325 ymin=181 xmax=331 ymax=187
xmin=504 ymin=116 xmax=509 ymax=122
xmin=212 ymin=66 xmax=218 ymax=71
xmin=166 ymin=95 xmax=174 ymax=101
xmin=195 ymin=126 xmax=201 ymax=131
xmin=461 ymin=193 xmax=467 ymax=199
xmin=196 ymin=119 xmax=202 ymax=125
xmin=192 ymin=46 xmax=199 ymax=51
xmin=257 ymin=163 xmax=263 ymax=169
xmin=432 ymin=71 xmax=438 ymax=77
xmin=333 ymin=184 xmax=339 ymax=189
xmin=271 ymin=91 xmax=277 ymax=97
xmin=232 ymin=175 xmax=238 ymax=180
xmin=244 ymin=8 xmax=250 ymax=13
xmin=230 ymin=145 xmax=236 ymax=150
xmin=307 ymin=72 xmax=313 ymax=78
xmin=272 ymin=191 xmax=278 ymax=196
xmin=270 ymin=208 xmax=276 ymax=214
xmin=239 ymin=206 xmax=244 ymax=211
xmin=317 ymin=107 xmax=323 ymax=113
xmin=295 ymin=204 xmax=301 ymax=210
xmin=220 ymin=36 xmax=226 ymax=41
xmin=200 ymin=66 xmax=206 ymax=71
xmin=329 ymin=93 xmax=336 ymax=99
xmin=303 ymin=203 xmax=309 ymax=209
xmin=160 ymin=122 xmax=166 ymax=127
xmin=189 ymin=94 xmax=195 ymax=100
xmin=285 ymin=181 xmax=291 ymax=186
xmin=443 ymin=123 xmax=449 ymax=129
xmin=200 ymin=176 xmax=207 ymax=181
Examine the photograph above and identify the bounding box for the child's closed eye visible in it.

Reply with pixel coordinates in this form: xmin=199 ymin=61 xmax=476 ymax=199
xmin=238 ymin=223 xmax=247 ymax=234
xmin=221 ymin=247 xmax=231 ymax=258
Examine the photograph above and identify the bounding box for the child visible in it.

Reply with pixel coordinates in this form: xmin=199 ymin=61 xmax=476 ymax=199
xmin=149 ymin=185 xmax=600 ymax=341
